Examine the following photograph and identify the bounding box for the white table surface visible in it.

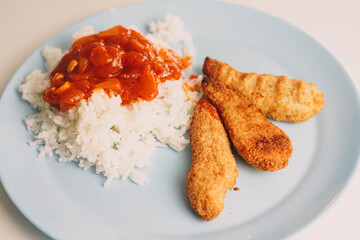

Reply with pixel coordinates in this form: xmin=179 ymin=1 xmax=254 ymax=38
xmin=0 ymin=0 xmax=359 ymax=239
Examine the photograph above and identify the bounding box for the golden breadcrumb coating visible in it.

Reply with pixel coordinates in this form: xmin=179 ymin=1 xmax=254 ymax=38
xmin=203 ymin=57 xmax=324 ymax=123
xmin=187 ymin=98 xmax=238 ymax=221
xmin=202 ymin=77 xmax=293 ymax=171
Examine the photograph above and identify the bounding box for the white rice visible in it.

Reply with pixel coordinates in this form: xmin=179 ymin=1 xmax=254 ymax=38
xmin=19 ymin=14 xmax=203 ymax=186
xmin=147 ymin=13 xmax=195 ymax=58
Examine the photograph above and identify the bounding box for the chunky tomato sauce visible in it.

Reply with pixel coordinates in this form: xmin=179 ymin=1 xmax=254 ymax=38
xmin=43 ymin=25 xmax=191 ymax=111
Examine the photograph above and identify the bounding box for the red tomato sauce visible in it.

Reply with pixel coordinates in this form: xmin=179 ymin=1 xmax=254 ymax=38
xmin=43 ymin=25 xmax=192 ymax=112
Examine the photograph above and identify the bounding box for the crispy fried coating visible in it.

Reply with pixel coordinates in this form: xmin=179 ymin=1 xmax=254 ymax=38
xmin=202 ymin=77 xmax=293 ymax=171
xmin=203 ymin=57 xmax=324 ymax=122
xmin=187 ymin=98 xmax=238 ymax=221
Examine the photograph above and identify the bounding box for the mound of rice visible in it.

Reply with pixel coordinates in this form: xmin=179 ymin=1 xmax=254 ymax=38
xmin=19 ymin=14 xmax=203 ymax=186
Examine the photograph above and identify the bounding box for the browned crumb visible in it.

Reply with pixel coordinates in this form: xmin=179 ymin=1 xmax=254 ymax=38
xmin=203 ymin=57 xmax=324 ymax=122
xmin=202 ymin=77 xmax=293 ymax=171
xmin=187 ymin=99 xmax=238 ymax=221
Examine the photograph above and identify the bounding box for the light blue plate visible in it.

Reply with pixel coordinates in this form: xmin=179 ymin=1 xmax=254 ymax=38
xmin=1 ymin=0 xmax=360 ymax=239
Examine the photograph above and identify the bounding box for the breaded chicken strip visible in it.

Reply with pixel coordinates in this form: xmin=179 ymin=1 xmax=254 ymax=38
xmin=202 ymin=77 xmax=293 ymax=171
xmin=187 ymin=98 xmax=238 ymax=221
xmin=203 ymin=57 xmax=324 ymax=122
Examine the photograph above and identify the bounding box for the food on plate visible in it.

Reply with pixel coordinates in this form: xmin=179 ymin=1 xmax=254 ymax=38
xmin=43 ymin=24 xmax=192 ymax=112
xmin=203 ymin=57 xmax=324 ymax=122
xmin=187 ymin=98 xmax=238 ymax=221
xmin=19 ymin=14 xmax=203 ymax=186
xmin=202 ymin=77 xmax=293 ymax=171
